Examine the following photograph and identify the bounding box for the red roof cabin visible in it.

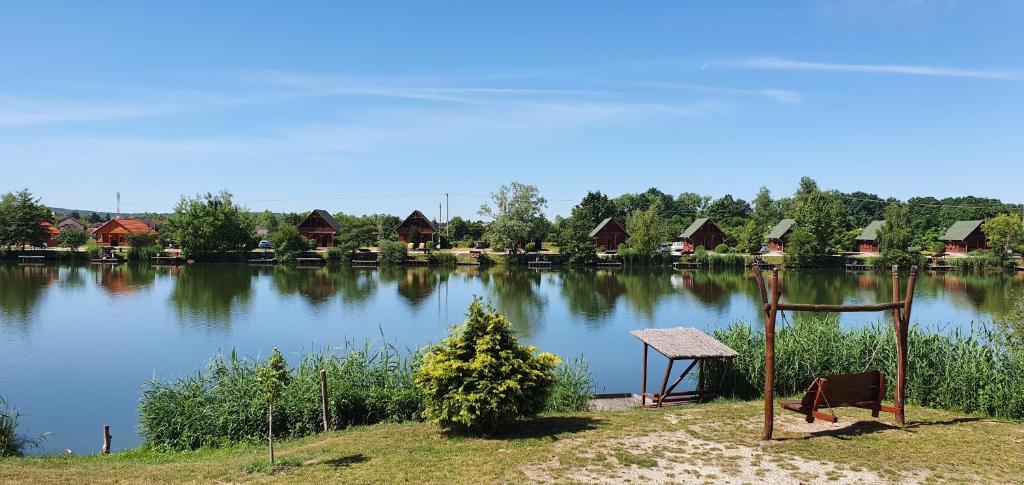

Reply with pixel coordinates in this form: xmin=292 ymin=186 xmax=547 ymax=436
xmin=855 ymin=220 xmax=885 ymax=253
xmin=939 ymin=220 xmax=987 ymax=254
xmin=397 ymin=210 xmax=435 ymax=244
xmin=38 ymin=220 xmax=60 ymax=247
xmin=589 ymin=218 xmax=629 ymax=251
xmin=679 ymin=218 xmax=726 ymax=253
xmin=93 ymin=219 xmax=158 ymax=247
xmin=766 ymin=219 xmax=795 ymax=252
xmin=297 ymin=210 xmax=341 ymax=248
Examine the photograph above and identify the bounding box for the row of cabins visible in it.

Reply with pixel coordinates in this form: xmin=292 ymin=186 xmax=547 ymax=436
xmin=586 ymin=217 xmax=726 ymax=253
xmin=295 ymin=209 xmax=436 ymax=247
xmin=765 ymin=218 xmax=987 ymax=254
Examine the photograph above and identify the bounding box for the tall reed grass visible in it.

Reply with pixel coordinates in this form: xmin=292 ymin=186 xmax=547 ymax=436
xmin=0 ymin=395 xmax=38 ymax=457
xmin=139 ymin=344 xmax=594 ymax=451
xmin=700 ymin=315 xmax=1024 ymax=420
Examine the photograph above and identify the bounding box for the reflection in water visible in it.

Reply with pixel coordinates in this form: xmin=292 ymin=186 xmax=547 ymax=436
xmin=92 ymin=264 xmax=157 ymax=295
xmin=59 ymin=266 xmax=86 ymax=290
xmin=0 ymin=264 xmax=58 ymax=323
xmin=379 ymin=267 xmax=441 ymax=309
xmin=560 ymin=269 xmax=625 ymax=323
xmin=171 ymin=265 xmax=254 ymax=324
xmin=272 ymin=266 xmax=337 ymax=305
xmin=478 ymin=267 xmax=546 ymax=337
xmin=672 ymin=270 xmax=752 ymax=309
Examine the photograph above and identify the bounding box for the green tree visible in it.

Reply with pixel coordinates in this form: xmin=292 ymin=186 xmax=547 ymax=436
xmin=785 ymin=179 xmax=845 ymax=266
xmin=88 ymin=212 xmax=101 ymax=224
xmin=706 ymin=194 xmax=751 ymax=230
xmin=168 ymin=191 xmax=255 ymax=260
xmin=256 ymin=348 xmax=289 ymax=465
xmin=573 ymin=191 xmax=617 ymax=227
xmin=269 ymin=226 xmax=309 ymax=263
xmin=478 ymin=182 xmax=547 ymax=253
xmin=0 ymin=189 xmax=50 ymax=250
xmin=414 ymin=299 xmax=559 ymax=433
xmin=409 ymin=226 xmax=421 ymax=249
xmin=555 ymin=215 xmax=598 ymax=266
xmin=254 ymin=210 xmax=280 ymax=233
xmin=334 ymin=217 xmax=377 ymax=262
xmin=982 ymin=214 xmax=1024 ymax=258
xmin=741 ymin=186 xmax=781 ymax=251
xmin=56 ymin=228 xmax=90 ymax=250
xmin=447 ymin=216 xmax=469 ymax=241
xmin=625 ymin=205 xmax=669 ymax=257
xmin=878 ymin=203 xmax=921 ymax=268
xmin=126 ymin=231 xmax=158 ymax=248
xmin=377 ymin=240 xmax=408 ymax=266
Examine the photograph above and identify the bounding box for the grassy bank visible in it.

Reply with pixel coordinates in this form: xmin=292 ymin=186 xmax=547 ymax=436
xmin=701 ymin=315 xmax=1024 ymax=420
xmin=3 ymin=400 xmax=1023 ymax=483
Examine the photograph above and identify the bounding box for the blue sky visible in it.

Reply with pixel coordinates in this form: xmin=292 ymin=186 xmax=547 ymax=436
xmin=2 ymin=1 xmax=1021 ymax=218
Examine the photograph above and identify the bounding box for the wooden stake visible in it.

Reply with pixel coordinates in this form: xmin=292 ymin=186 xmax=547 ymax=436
xmin=320 ymin=369 xmax=330 ymax=432
xmin=641 ymin=343 xmax=648 ymax=406
xmin=102 ymin=425 xmax=111 ymax=455
xmin=268 ymin=402 xmax=275 ymax=465
xmin=763 ymin=268 xmax=781 ymax=440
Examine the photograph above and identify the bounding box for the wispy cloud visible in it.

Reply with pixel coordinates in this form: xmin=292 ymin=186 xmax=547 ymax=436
xmin=637 ymin=82 xmax=802 ymax=104
xmin=0 ymin=96 xmax=185 ymax=127
xmin=721 ymin=57 xmax=1022 ymax=80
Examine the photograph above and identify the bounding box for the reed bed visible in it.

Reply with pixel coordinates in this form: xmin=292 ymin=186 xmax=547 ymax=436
xmin=0 ymin=396 xmax=37 ymax=457
xmin=138 ymin=344 xmax=593 ymax=451
xmin=701 ymin=315 xmax=1024 ymax=421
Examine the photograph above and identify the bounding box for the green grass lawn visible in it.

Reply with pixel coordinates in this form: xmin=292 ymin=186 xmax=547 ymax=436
xmin=2 ymin=400 xmax=1022 ymax=484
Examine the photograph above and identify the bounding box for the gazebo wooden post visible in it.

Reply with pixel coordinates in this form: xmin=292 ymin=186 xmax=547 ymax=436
xmin=641 ymin=342 xmax=649 ymax=406
xmin=763 ymin=269 xmax=781 ymax=440
xmin=894 ymin=265 xmax=918 ymax=425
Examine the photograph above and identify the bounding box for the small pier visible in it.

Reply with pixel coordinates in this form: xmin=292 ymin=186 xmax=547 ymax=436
xmin=351 ymin=259 xmax=378 ymax=267
xmin=844 ymin=259 xmax=876 ymax=271
xmin=91 ymin=258 xmax=121 ymax=264
xmin=673 ymin=261 xmax=702 ymax=270
xmin=596 ymin=260 xmax=622 ymax=268
xmin=296 ymin=257 xmax=325 ymax=266
xmin=248 ymin=257 xmax=277 ymax=265
xmin=150 ymin=255 xmax=183 ymax=265
xmin=927 ymin=264 xmax=956 ymax=272
xmin=527 ymin=259 xmax=552 ymax=269
xmin=404 ymin=259 xmax=429 ymax=266
xmin=17 ymin=255 xmax=45 ymax=264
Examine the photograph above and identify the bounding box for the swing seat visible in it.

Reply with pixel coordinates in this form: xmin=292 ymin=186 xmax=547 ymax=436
xmin=780 ymin=370 xmax=890 ymax=423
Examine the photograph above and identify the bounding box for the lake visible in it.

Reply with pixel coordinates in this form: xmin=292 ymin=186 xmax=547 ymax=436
xmin=2 ymin=262 xmax=1022 ymax=454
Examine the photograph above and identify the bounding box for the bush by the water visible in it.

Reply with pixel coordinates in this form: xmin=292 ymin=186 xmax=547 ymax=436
xmin=948 ymin=250 xmax=1007 ymax=272
xmin=693 ymin=246 xmax=746 ymax=268
xmin=377 ymin=240 xmax=408 ymax=266
xmin=415 ymin=299 xmax=561 ymax=433
xmin=545 ymin=356 xmax=596 ymax=413
xmin=1 ymin=395 xmax=36 ymax=457
xmin=701 ymin=315 xmax=1024 ymax=421
xmin=428 ymin=251 xmax=457 ymax=267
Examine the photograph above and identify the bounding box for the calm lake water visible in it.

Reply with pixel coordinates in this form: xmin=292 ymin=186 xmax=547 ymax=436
xmin=2 ymin=262 xmax=1022 ymax=454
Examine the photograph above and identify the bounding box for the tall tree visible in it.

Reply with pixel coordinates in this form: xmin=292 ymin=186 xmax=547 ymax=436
xmin=706 ymin=194 xmax=751 ymax=229
xmin=0 ymin=189 xmax=50 ymax=250
xmin=168 ymin=191 xmax=256 ymax=260
xmin=983 ymin=214 xmax=1024 ymax=258
xmin=741 ymin=186 xmax=781 ymax=251
xmin=625 ymin=205 xmax=669 ymax=257
xmin=878 ymin=203 xmax=921 ymax=268
xmin=478 ymin=182 xmax=547 ymax=253
xmin=573 ymin=191 xmax=616 ymax=227
xmin=785 ymin=179 xmax=845 ymax=266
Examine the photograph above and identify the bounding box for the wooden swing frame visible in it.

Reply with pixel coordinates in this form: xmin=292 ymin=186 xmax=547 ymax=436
xmin=754 ymin=265 xmax=918 ymax=440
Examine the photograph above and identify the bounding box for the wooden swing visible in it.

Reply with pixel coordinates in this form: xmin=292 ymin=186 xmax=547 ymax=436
xmin=754 ymin=265 xmax=918 ymax=440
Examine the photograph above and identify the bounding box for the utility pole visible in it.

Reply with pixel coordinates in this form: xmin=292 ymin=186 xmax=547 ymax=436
xmin=445 ymin=193 xmax=450 ymax=240
xmin=116 ymin=192 xmax=121 ymax=220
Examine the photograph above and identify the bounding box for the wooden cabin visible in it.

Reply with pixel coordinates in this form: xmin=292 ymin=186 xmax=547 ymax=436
xmin=679 ymin=218 xmax=726 ymax=253
xmin=766 ymin=219 xmax=795 ymax=252
xmin=56 ymin=216 xmax=86 ymax=231
xmin=855 ymin=220 xmax=885 ymax=253
xmin=92 ymin=219 xmax=158 ymax=247
xmin=397 ymin=210 xmax=436 ymax=245
xmin=589 ymin=218 xmax=629 ymax=251
xmin=939 ymin=220 xmax=987 ymax=254
xmin=38 ymin=220 xmax=60 ymax=247
xmin=297 ymin=210 xmax=341 ymax=248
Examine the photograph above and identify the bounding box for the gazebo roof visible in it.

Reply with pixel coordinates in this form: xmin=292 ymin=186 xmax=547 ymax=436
xmin=630 ymin=327 xmax=739 ymax=359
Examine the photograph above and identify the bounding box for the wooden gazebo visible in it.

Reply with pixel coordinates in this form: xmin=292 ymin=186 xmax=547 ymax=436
xmin=631 ymin=327 xmax=739 ymax=408
xmin=754 ymin=265 xmax=917 ymax=440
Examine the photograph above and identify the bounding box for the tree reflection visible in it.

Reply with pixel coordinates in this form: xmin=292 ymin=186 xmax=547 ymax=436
xmin=272 ymin=266 xmax=337 ymax=305
xmin=378 ymin=267 xmax=440 ymax=309
xmin=478 ymin=267 xmax=546 ymax=337
xmin=0 ymin=263 xmax=58 ymax=323
xmin=171 ymin=265 xmax=254 ymax=323
xmin=560 ymin=269 xmax=625 ymax=323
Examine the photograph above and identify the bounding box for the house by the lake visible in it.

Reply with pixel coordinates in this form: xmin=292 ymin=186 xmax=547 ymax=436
xmin=38 ymin=220 xmax=60 ymax=247
xmin=56 ymin=216 xmax=87 ymax=231
xmin=297 ymin=210 xmax=341 ymax=248
xmin=939 ymin=220 xmax=987 ymax=254
xmin=855 ymin=220 xmax=885 ymax=253
xmin=397 ymin=210 xmax=435 ymax=245
xmin=679 ymin=217 xmax=726 ymax=253
xmin=93 ymin=219 xmax=158 ymax=247
xmin=589 ymin=218 xmax=629 ymax=251
xmin=766 ymin=219 xmax=795 ymax=252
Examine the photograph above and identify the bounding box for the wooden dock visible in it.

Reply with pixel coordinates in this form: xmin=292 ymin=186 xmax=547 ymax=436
xmin=404 ymin=259 xmax=429 ymax=266
xmin=673 ymin=261 xmax=702 ymax=270
xmin=17 ymin=255 xmax=45 ymax=264
xmin=927 ymin=265 xmax=957 ymax=272
xmin=844 ymin=262 xmax=876 ymax=271
xmin=351 ymin=259 xmax=378 ymax=267
xmin=527 ymin=260 xmax=552 ymax=269
xmin=150 ymin=255 xmax=183 ymax=265
xmin=247 ymin=257 xmax=277 ymax=265
xmin=91 ymin=258 xmax=121 ymax=264
xmin=296 ymin=257 xmax=325 ymax=266
xmin=596 ymin=261 xmax=622 ymax=268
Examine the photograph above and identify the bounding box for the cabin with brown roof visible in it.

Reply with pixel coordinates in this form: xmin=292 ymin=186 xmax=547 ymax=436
xmin=766 ymin=219 xmax=795 ymax=252
xmin=679 ymin=218 xmax=726 ymax=253
xmin=939 ymin=220 xmax=987 ymax=254
xmin=297 ymin=210 xmax=341 ymax=248
xmin=38 ymin=220 xmax=60 ymax=247
xmin=93 ymin=219 xmax=158 ymax=247
xmin=397 ymin=210 xmax=435 ymax=244
xmin=589 ymin=218 xmax=629 ymax=251
xmin=855 ymin=220 xmax=885 ymax=253
xmin=56 ymin=216 xmax=87 ymax=231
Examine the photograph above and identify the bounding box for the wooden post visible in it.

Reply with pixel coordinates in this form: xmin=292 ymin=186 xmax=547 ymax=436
xmin=320 ymin=369 xmax=330 ymax=432
xmin=658 ymin=358 xmax=675 ymax=407
xmin=763 ymin=268 xmax=781 ymax=440
xmin=890 ymin=265 xmax=905 ymax=426
xmin=102 ymin=425 xmax=111 ymax=455
xmin=896 ymin=265 xmax=917 ymax=426
xmin=641 ymin=343 xmax=648 ymax=406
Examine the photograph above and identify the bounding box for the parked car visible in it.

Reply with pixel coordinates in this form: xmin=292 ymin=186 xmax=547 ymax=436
xmin=670 ymin=241 xmax=685 ymax=253
xmin=258 ymin=240 xmax=273 ymax=249
xmin=473 ymin=241 xmax=488 ymax=249
xmin=659 ymin=244 xmax=671 ymax=252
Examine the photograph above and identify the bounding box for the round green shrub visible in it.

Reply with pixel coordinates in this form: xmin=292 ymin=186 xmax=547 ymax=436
xmin=524 ymin=242 xmax=537 ymax=253
xmin=377 ymin=240 xmax=408 ymax=266
xmin=425 ymin=241 xmax=436 ymax=251
xmin=929 ymin=241 xmax=946 ymax=254
xmin=415 ymin=299 xmax=560 ymax=433
xmin=714 ymin=243 xmax=731 ymax=254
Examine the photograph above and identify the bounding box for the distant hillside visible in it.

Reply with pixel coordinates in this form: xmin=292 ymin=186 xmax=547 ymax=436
xmin=48 ymin=207 xmax=171 ymax=220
